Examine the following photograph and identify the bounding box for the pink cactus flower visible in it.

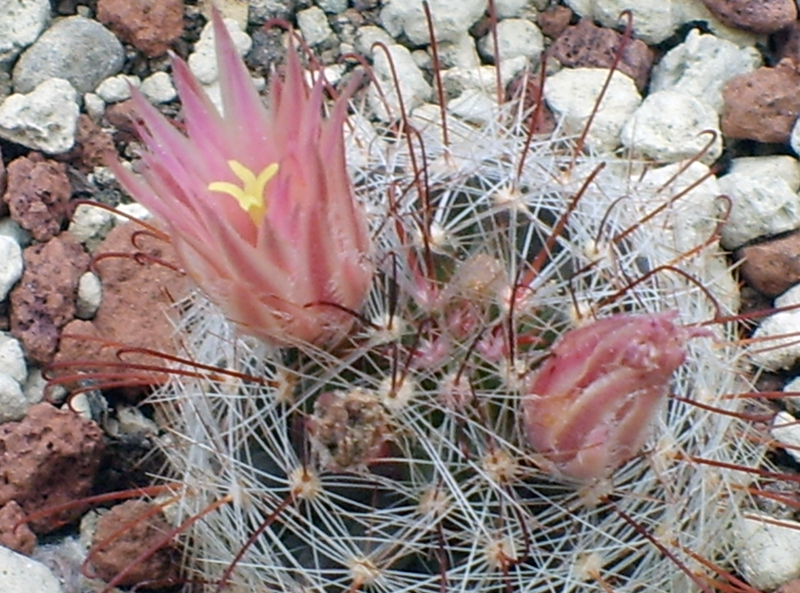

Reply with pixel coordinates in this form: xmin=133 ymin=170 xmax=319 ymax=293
xmin=522 ymin=311 xmax=709 ymax=481
xmin=111 ymin=12 xmax=373 ymax=345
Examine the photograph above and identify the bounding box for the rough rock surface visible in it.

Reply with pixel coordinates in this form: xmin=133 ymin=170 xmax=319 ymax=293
xmin=2 ymin=153 xmax=72 ymax=242
xmin=9 ymin=233 xmax=89 ymax=366
xmin=722 ymin=59 xmax=800 ymax=144
xmin=97 ymin=0 xmax=184 ymax=57
xmin=0 ymin=500 xmax=36 ymax=555
xmin=0 ymin=0 xmax=50 ymax=67
xmin=54 ymin=222 xmax=190 ymax=390
xmin=64 ymin=115 xmax=117 ymax=173
xmin=549 ymin=19 xmax=654 ymax=91
xmin=702 ymin=0 xmax=796 ymax=34
xmin=12 ymin=16 xmax=124 ymax=94
xmin=536 ymin=4 xmax=573 ymax=39
xmin=89 ymin=500 xmax=180 ymax=587
xmin=738 ymin=232 xmax=800 ymax=297
xmin=0 ymin=402 xmax=104 ymax=533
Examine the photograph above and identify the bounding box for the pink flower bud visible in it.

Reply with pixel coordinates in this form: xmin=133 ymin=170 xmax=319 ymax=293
xmin=111 ymin=12 xmax=372 ymax=345
xmin=522 ymin=311 xmax=708 ymax=481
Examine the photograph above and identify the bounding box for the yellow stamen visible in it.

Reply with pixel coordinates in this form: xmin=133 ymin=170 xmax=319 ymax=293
xmin=208 ymin=160 xmax=280 ymax=225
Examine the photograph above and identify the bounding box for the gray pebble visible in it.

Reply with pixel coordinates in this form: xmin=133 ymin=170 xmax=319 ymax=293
xmin=298 ymin=7 xmax=334 ymax=47
xmin=0 ymin=0 xmax=50 ymax=67
xmin=13 ymin=15 xmax=124 ymax=94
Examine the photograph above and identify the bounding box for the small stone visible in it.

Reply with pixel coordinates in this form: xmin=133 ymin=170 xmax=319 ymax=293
xmin=83 ymin=92 xmax=106 ymax=121
xmin=316 ymin=0 xmax=347 ymax=15
xmin=76 ymin=272 xmax=102 ymax=320
xmin=113 ymin=202 xmax=151 ymax=224
xmin=784 ymin=376 xmax=800 ymax=415
xmin=354 ymin=25 xmax=395 ymax=56
xmin=89 ymin=500 xmax=180 ymax=587
xmin=651 ymin=28 xmax=761 ymax=114
xmin=68 ymin=114 xmax=117 ymax=174
xmin=368 ymin=43 xmax=433 ymax=122
xmin=722 ymin=59 xmax=800 ymax=144
xmin=188 ymin=18 xmax=252 ymax=86
xmin=718 ymin=155 xmax=800 ymax=249
xmin=536 ymin=4 xmax=573 ymax=38
xmin=0 ymin=402 xmax=104 ymax=533
xmin=494 ymin=0 xmax=528 ymax=18
xmin=97 ymin=0 xmax=184 ymax=57
xmin=68 ymin=203 xmax=116 ymax=252
xmin=477 ymin=18 xmax=544 ymax=65
xmin=550 ymin=19 xmax=655 ymax=91
xmin=23 ymin=367 xmax=52 ymax=406
xmin=436 ymin=33 xmax=481 ymax=70
xmin=0 ymin=218 xmax=31 ymax=248
xmin=95 ymin=74 xmax=140 ymax=104
xmin=10 ymin=233 xmax=90 ymax=366
xmin=751 ymin=284 xmax=800 ymax=370
xmin=738 ymin=232 xmax=800 ymax=297
xmin=621 ymin=90 xmax=722 ymax=165
xmin=0 ymin=235 xmax=22 ymax=301
xmin=0 ymin=546 xmax=62 ymax=593
xmin=442 ymin=55 xmax=528 ymax=96
xmin=297 ymin=6 xmax=333 ymax=46
xmin=0 ymin=78 xmax=80 ymax=154
xmin=139 ymin=71 xmax=177 ymax=104
xmin=0 ymin=371 xmax=26 ymax=424
xmin=0 ymin=500 xmax=36 ymax=555
xmin=381 ymin=0 xmax=487 ymax=45
xmin=0 ymin=332 xmax=26 ymax=385
xmin=702 ymin=0 xmax=796 ymax=34
xmin=545 ymin=67 xmax=642 ymax=154
xmin=737 ymin=514 xmax=800 ymax=591
xmin=772 ymin=411 xmax=800 ymax=463
xmin=562 ymin=0 xmax=681 ymax=45
xmin=12 ymin=16 xmax=124 ymax=94
xmin=3 ymin=154 xmax=72 ymax=242
xmin=0 ymin=0 xmax=50 ymax=67
xmin=448 ymin=89 xmax=498 ymax=127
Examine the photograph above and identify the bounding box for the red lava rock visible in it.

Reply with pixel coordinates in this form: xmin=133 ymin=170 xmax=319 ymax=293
xmin=63 ymin=115 xmax=117 ymax=173
xmin=55 ymin=222 xmax=190 ymax=393
xmin=0 ymin=402 xmax=104 ymax=533
xmin=105 ymin=99 xmax=142 ymax=144
xmin=737 ymin=232 xmax=800 ymax=297
xmin=721 ymin=58 xmax=800 ymax=144
xmin=506 ymin=71 xmax=556 ymax=135
xmin=2 ymin=153 xmax=72 ymax=242
xmin=536 ymin=4 xmax=573 ymax=39
xmin=10 ymin=232 xmax=89 ymax=366
xmin=702 ymin=0 xmax=797 ymax=34
xmin=777 ymin=580 xmax=800 ymax=593
xmin=97 ymin=0 xmax=184 ymax=57
xmin=776 ymin=21 xmax=800 ymax=63
xmin=0 ymin=500 xmax=36 ymax=555
xmin=89 ymin=499 xmax=180 ymax=587
xmin=549 ymin=19 xmax=654 ymax=92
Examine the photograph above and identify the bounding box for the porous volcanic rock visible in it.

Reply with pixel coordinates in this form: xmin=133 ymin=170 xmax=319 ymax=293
xmin=702 ymin=0 xmax=796 ymax=34
xmin=97 ymin=0 xmax=184 ymax=57
xmin=737 ymin=232 xmax=800 ymax=297
xmin=0 ymin=402 xmax=104 ymax=533
xmin=0 ymin=500 xmax=36 ymax=555
xmin=10 ymin=232 xmax=89 ymax=366
xmin=2 ymin=153 xmax=72 ymax=242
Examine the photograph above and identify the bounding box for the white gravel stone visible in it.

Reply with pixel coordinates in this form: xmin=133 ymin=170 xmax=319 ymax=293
xmin=0 ymin=235 xmax=22 ymax=301
xmin=368 ymin=43 xmax=432 ymax=122
xmin=545 ymin=67 xmax=641 ymax=154
xmin=790 ymin=117 xmax=800 ymax=159
xmin=113 ymin=202 xmax=152 ymax=224
xmin=0 ymin=0 xmax=50 ymax=67
xmin=316 ymin=0 xmax=347 ymax=13
xmin=76 ymin=271 xmax=102 ymax=320
xmin=95 ymin=74 xmax=139 ymax=103
xmin=477 ymin=18 xmax=544 ymax=64
xmin=786 ymin=377 xmax=800 ymax=414
xmin=189 ymin=18 xmax=251 ymax=85
xmin=438 ymin=33 xmax=481 ymax=70
xmin=495 ymin=0 xmax=529 ymax=18
xmin=651 ymin=29 xmax=761 ymax=114
xmin=297 ymin=6 xmax=333 ymax=46
xmin=0 ymin=545 xmax=64 ymax=593
xmin=620 ymin=90 xmax=722 ymax=165
xmin=750 ymin=284 xmax=800 ymax=371
xmin=68 ymin=203 xmax=116 ymax=252
xmin=771 ymin=411 xmax=800 ymax=463
xmin=447 ymin=89 xmax=498 ymax=127
xmin=737 ymin=514 xmax=800 ymax=591
xmin=0 ymin=77 xmax=79 ymax=154
xmin=718 ymin=156 xmax=800 ymax=249
xmin=23 ymin=367 xmax=51 ymax=405
xmin=0 ymin=332 xmax=26 ymax=385
xmin=83 ymin=92 xmax=105 ymax=121
xmin=354 ymin=25 xmax=395 ymax=56
xmin=381 ymin=0 xmax=486 ymax=45
xmin=0 ymin=371 xmax=26 ymax=423
xmin=140 ymin=71 xmax=177 ymax=104
xmin=563 ymin=0 xmax=682 ymax=44
xmin=442 ymin=55 xmax=528 ymax=96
